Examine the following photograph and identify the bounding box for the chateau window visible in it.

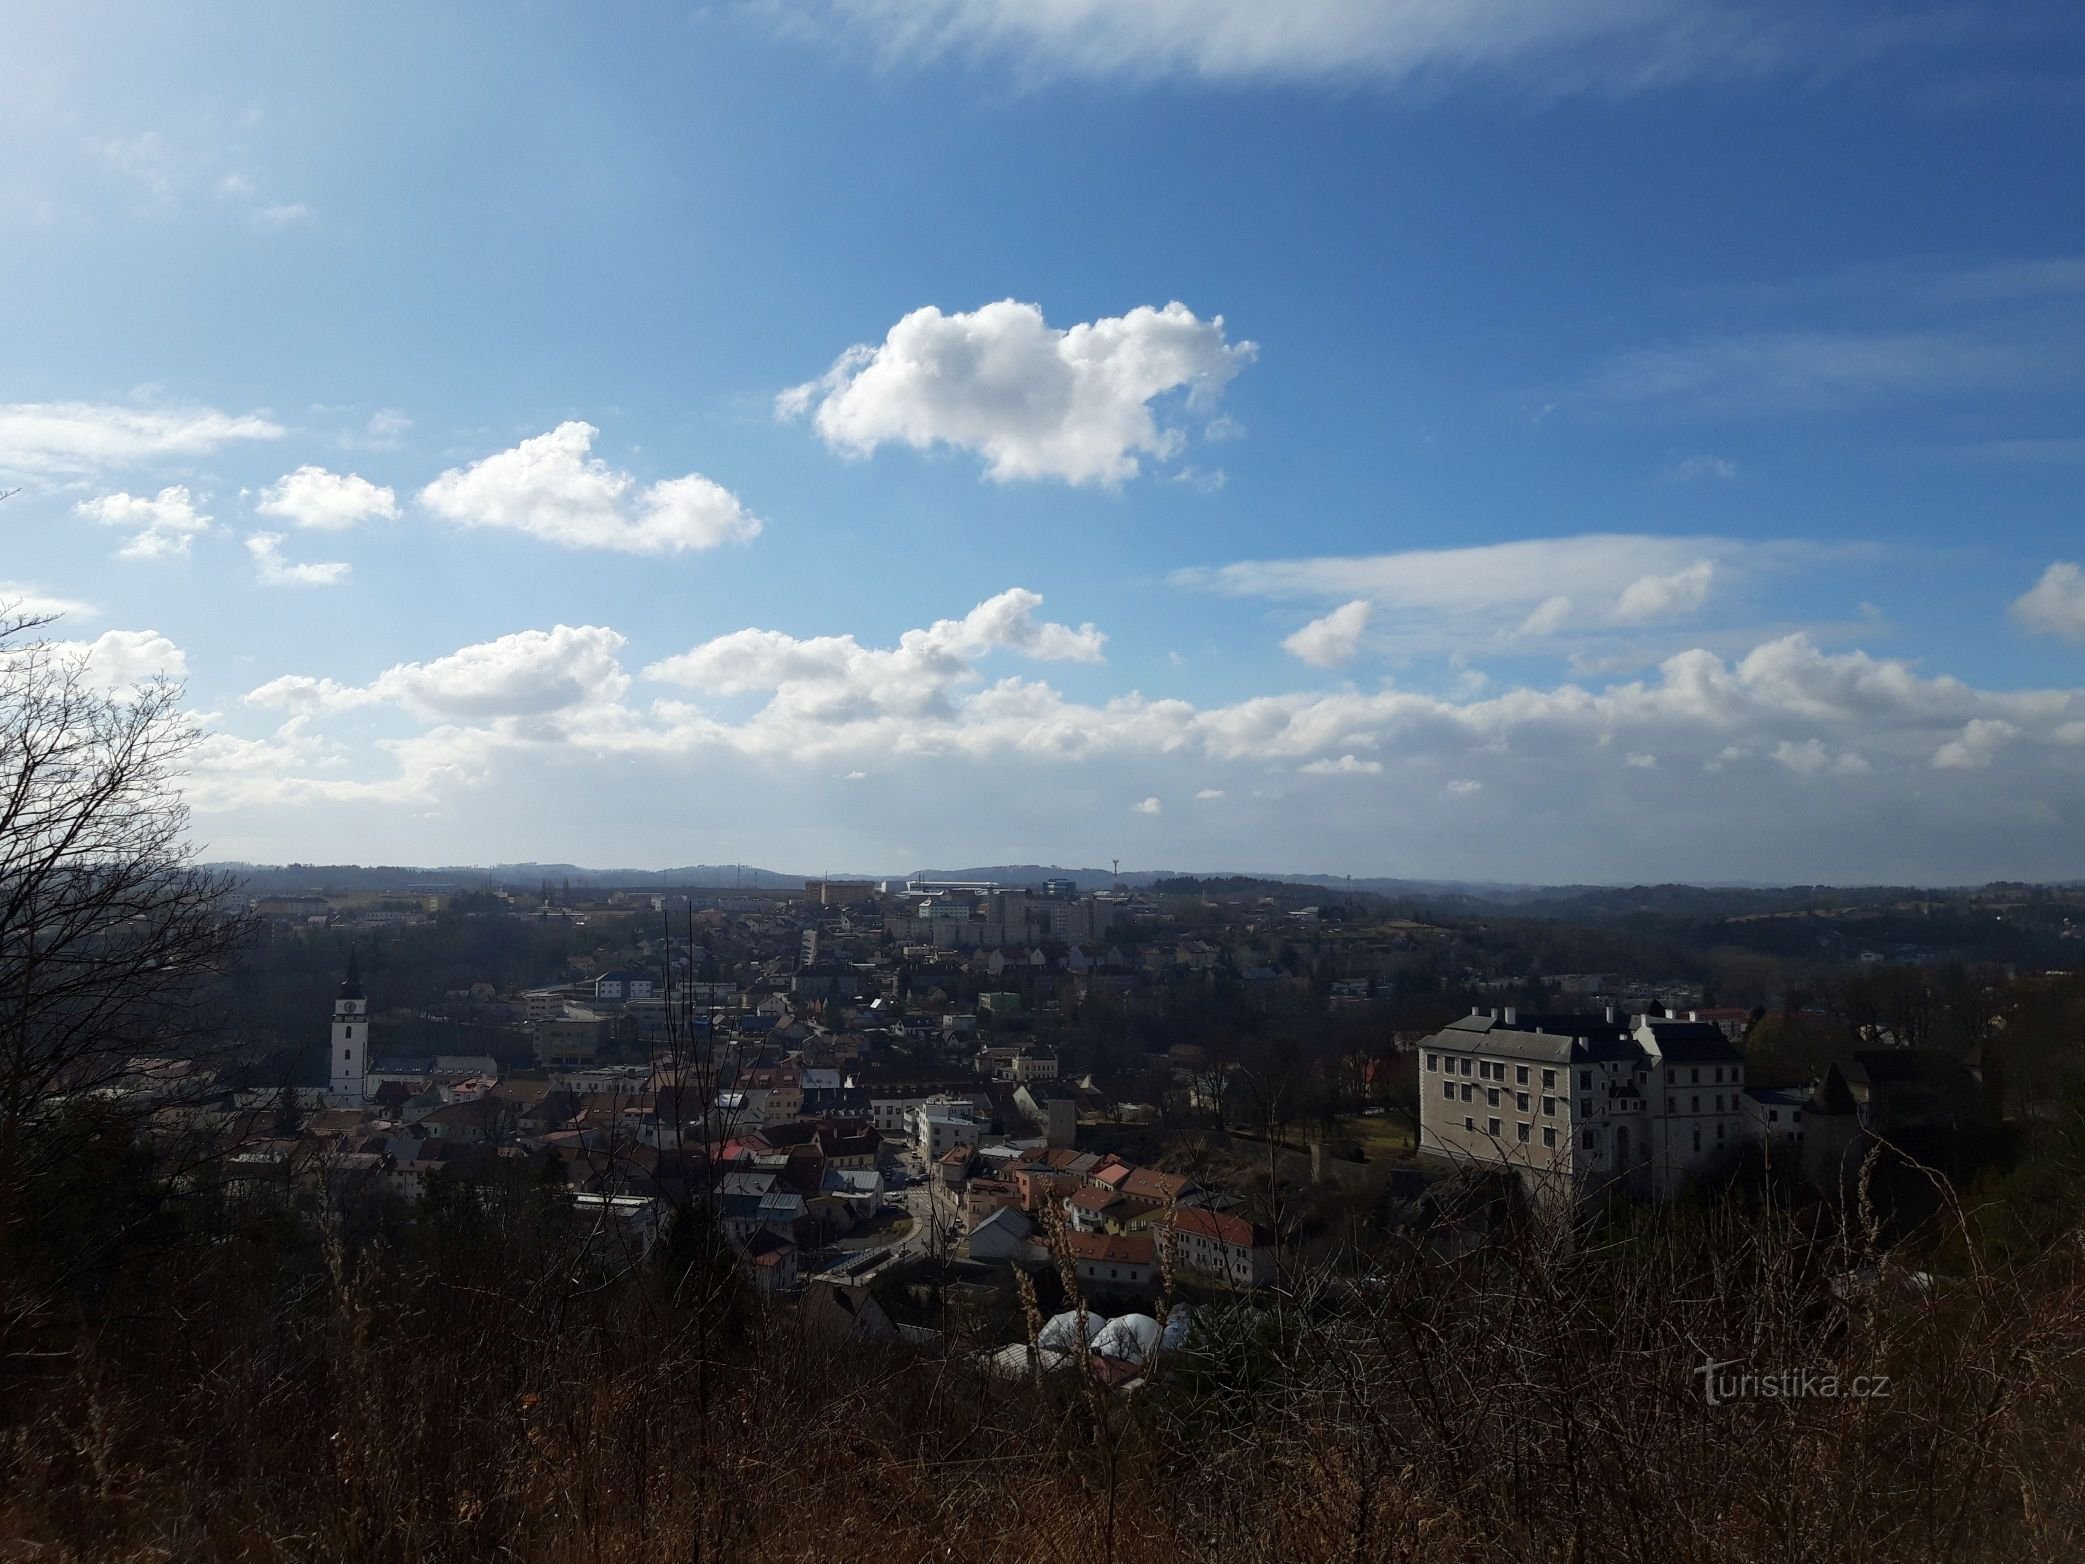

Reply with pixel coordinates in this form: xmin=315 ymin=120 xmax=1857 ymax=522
xmin=1442 ymin=1082 xmax=1454 ymax=1101
xmin=1543 ymin=1127 xmax=1557 ymax=1148
xmin=1690 ymin=1068 xmax=1700 ymax=1084
xmin=1516 ymin=1066 xmax=1529 ymax=1085
xmin=1461 ymin=1084 xmax=1473 ymax=1102
xmin=1516 ymin=1093 xmax=1529 ymax=1112
xmin=1426 ymin=1054 xmax=1438 ymax=1072
xmin=1579 ymin=1098 xmax=1592 ymax=1116
xmin=1541 ymin=1096 xmax=1555 ymax=1115
xmin=1488 ymin=1089 xmax=1500 ymax=1108
xmin=1516 ymin=1122 xmax=1530 ymax=1143
xmin=1542 ymin=1069 xmax=1555 ymax=1089
xmin=1486 ymin=1118 xmax=1501 ymax=1137
xmin=1464 ymin=1116 xmax=1475 ymax=1132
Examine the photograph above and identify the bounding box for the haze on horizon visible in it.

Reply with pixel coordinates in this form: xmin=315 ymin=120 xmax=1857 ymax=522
xmin=6 ymin=1 xmax=2085 ymax=885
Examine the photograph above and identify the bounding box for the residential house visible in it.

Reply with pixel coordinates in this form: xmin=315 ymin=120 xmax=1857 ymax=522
xmin=1165 ymin=1206 xmax=1276 ymax=1289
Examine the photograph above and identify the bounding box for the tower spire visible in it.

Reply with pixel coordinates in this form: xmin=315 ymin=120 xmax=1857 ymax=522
xmin=339 ymin=943 xmax=364 ymax=1001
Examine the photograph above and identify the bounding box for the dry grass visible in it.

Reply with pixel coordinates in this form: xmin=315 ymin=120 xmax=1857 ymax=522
xmin=5 ymin=1149 xmax=2085 ymax=1564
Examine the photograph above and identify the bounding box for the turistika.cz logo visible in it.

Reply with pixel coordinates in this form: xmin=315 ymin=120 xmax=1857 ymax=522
xmin=1694 ymin=1357 xmax=1893 ymax=1406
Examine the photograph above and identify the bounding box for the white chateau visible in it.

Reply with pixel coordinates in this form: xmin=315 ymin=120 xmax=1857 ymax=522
xmin=1417 ymin=1007 xmax=1748 ymax=1204
xmin=329 ymin=949 xmax=369 ymax=1108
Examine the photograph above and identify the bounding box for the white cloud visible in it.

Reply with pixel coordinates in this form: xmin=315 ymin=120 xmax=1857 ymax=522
xmin=1932 ymin=719 xmax=2018 ymax=771
xmin=257 ymin=465 xmax=399 ymax=530
xmin=779 ymin=300 xmax=1253 ymax=487
xmin=1178 ymin=535 xmax=1820 ymax=659
xmin=1625 ymin=752 xmax=1657 ymax=768
xmin=54 ymin=628 xmax=187 ymax=689
xmin=1195 ymin=787 xmax=1225 ymax=799
xmin=92 ymin=131 xmax=180 ymax=202
xmin=1283 ymin=600 xmax=1372 ymax=668
xmin=74 ymin=486 xmax=214 ymax=559
xmin=246 ymin=532 xmax=350 ymax=587
xmin=645 ymin=588 xmax=1102 ymax=726
xmin=2012 ymin=562 xmax=2085 ymax=642
xmin=419 ymin=422 xmax=763 ymax=554
xmin=1610 ymin=561 xmax=1714 ymax=623
xmin=0 ymin=401 xmax=282 ymax=476
xmin=213 ymin=600 xmax=2085 ymax=880
xmin=0 ymin=582 xmax=94 ymax=619
xmin=1131 ymin=796 xmax=1162 ymax=814
xmin=253 ymin=201 xmax=313 ymax=230
xmin=796 ymin=0 xmax=1898 ymax=90
xmin=1668 ymin=454 xmax=1739 ymax=481
xmin=247 ymin=625 xmax=629 ymax=721
xmin=1515 ymin=594 xmax=1574 ymax=639
xmin=1299 ymin=754 xmax=1382 ymax=775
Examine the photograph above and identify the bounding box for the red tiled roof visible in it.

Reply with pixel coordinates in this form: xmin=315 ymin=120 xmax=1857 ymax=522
xmin=1171 ymin=1206 xmax=1271 ymax=1249
xmin=1066 ymin=1232 xmax=1154 ymax=1266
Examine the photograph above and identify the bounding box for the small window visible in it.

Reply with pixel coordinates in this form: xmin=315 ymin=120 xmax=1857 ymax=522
xmin=1461 ymin=1084 xmax=1473 ymax=1102
xmin=1579 ymin=1071 xmax=1591 ymax=1090
xmin=1486 ymin=1117 xmax=1501 ymax=1137
xmin=1542 ymin=1126 xmax=1557 ymax=1148
xmin=1767 ymin=1109 xmax=1779 ymax=1123
xmin=1488 ymin=1089 xmax=1500 ymax=1108
xmin=1713 ymin=1066 xmax=1724 ymax=1084
xmin=1516 ymin=1093 xmax=1529 ymax=1112
xmin=1459 ymin=1059 xmax=1471 ymax=1077
xmin=1581 ymin=1130 xmax=1595 ymax=1149
xmin=1690 ymin=1068 xmax=1700 ymax=1085
xmin=342 ymin=1048 xmax=350 ymax=1061
xmin=1516 ymin=1065 xmax=1529 ymax=1085
xmin=1542 ymin=1069 xmax=1555 ymax=1089
xmin=1516 ymin=1122 xmax=1529 ymax=1143
xmin=1426 ymin=1053 xmax=1438 ymax=1072
xmin=1464 ymin=1116 xmax=1475 ymax=1132
xmin=1580 ymin=1098 xmax=1591 ymax=1116
xmin=1692 ymin=1095 xmax=1700 ymax=1113
xmin=1541 ymin=1096 xmax=1555 ymax=1115
xmin=1692 ymin=1126 xmax=1702 ymax=1153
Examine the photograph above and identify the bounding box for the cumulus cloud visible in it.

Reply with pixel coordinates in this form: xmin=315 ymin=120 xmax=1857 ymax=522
xmin=2 ymin=401 xmax=281 ymax=476
xmin=1131 ymin=796 xmax=1162 ymax=814
xmin=247 ymin=625 xmax=629 ymax=722
xmin=779 ymin=299 xmax=1253 ymax=487
xmin=419 ymin=423 xmax=763 ymax=554
xmin=246 ymin=532 xmax=350 ymax=587
xmin=1610 ymin=561 xmax=1714 ymax=623
xmin=257 ymin=465 xmax=399 ymax=530
xmin=1195 ymin=787 xmax=1226 ymax=799
xmin=1283 ymin=600 xmax=1372 ymax=668
xmin=1299 ymin=754 xmax=1383 ymax=775
xmin=2012 ymin=562 xmax=2085 ymax=642
xmin=1625 ymin=752 xmax=1657 ymax=768
xmin=645 ymin=588 xmax=1102 ymax=728
xmin=213 ymin=598 xmax=2085 ymax=879
xmin=75 ymin=486 xmax=214 ymax=559
xmin=54 ymin=628 xmax=187 ymax=689
xmin=1932 ymin=719 xmax=2018 ymax=771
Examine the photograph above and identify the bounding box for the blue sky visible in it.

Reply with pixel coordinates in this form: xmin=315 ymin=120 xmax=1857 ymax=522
xmin=5 ymin=0 xmax=2085 ymax=882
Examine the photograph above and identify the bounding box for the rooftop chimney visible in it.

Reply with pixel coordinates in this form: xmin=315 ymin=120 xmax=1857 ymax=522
xmin=1503 ymin=1006 xmax=1518 ymax=1025
xmin=1605 ymin=1005 xmax=1616 ymax=1025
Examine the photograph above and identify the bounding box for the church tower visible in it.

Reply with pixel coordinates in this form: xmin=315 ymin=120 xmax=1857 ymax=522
xmin=330 ymin=946 xmax=368 ymax=1107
